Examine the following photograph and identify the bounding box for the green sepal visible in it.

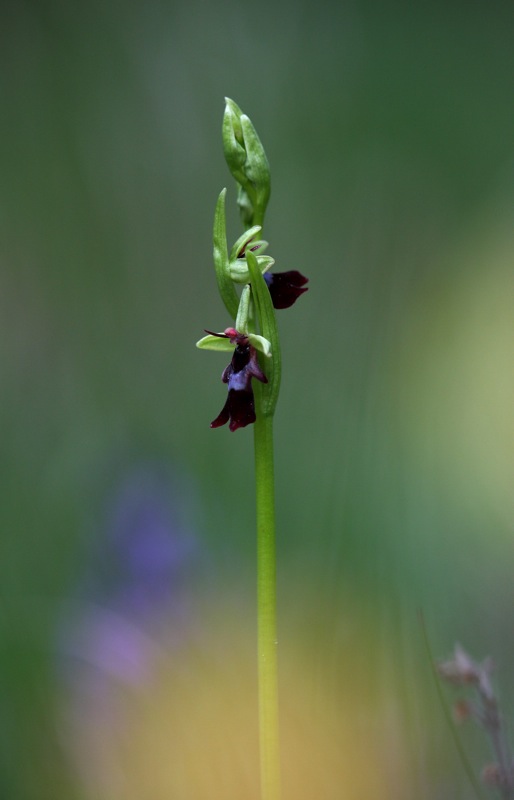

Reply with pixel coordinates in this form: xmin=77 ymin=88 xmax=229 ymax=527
xmin=213 ymin=189 xmax=239 ymax=319
xmin=196 ymin=334 xmax=234 ymax=352
xmin=235 ymin=284 xmax=252 ymax=331
xmin=246 ymin=249 xmax=281 ymax=417
xmin=247 ymin=333 xmax=272 ymax=358
xmin=244 ymin=240 xmax=268 ymax=257
xmin=196 ymin=330 xmax=271 ymax=359
xmin=230 ymin=226 xmax=263 ymax=261
xmin=229 ymin=255 xmax=275 ymax=284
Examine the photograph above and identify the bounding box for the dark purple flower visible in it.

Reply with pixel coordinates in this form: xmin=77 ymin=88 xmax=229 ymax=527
xmin=209 ymin=328 xmax=268 ymax=432
xmin=263 ymin=270 xmax=309 ymax=309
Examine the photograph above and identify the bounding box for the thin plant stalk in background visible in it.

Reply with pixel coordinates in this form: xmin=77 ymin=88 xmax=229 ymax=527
xmin=197 ymin=98 xmax=308 ymax=800
xmin=438 ymin=644 xmax=514 ymax=799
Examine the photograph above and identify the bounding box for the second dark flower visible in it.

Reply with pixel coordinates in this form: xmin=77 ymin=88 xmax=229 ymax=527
xmin=263 ymin=270 xmax=309 ymax=309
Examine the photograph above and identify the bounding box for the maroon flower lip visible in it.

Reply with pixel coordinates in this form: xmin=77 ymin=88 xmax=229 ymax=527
xmin=209 ymin=330 xmax=268 ymax=432
xmin=237 ymin=241 xmax=309 ymax=311
xmin=263 ymin=270 xmax=309 ymax=309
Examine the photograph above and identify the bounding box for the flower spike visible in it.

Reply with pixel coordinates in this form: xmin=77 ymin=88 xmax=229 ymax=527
xmin=199 ymin=98 xmax=307 ymax=430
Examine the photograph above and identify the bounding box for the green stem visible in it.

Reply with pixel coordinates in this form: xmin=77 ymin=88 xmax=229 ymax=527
xmin=253 ymin=404 xmax=281 ymax=800
xmin=252 ymin=206 xmax=265 ymax=230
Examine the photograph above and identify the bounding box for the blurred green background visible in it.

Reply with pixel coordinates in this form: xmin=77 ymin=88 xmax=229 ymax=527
xmin=1 ymin=0 xmax=514 ymax=797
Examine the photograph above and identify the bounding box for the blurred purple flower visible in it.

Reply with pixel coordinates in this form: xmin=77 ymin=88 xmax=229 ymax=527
xmin=105 ymin=467 xmax=196 ymax=618
xmin=56 ymin=463 xmax=203 ymax=793
xmin=59 ymin=464 xmax=199 ymax=684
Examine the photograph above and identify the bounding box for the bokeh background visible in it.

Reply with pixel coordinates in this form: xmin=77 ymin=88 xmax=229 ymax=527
xmin=1 ymin=0 xmax=514 ymax=798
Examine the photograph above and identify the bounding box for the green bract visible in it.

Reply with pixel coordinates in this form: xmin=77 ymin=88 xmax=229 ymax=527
xmin=246 ymin=249 xmax=281 ymax=417
xmin=213 ymin=189 xmax=239 ymax=319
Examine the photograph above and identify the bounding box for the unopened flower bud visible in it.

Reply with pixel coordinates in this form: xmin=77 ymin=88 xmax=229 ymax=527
xmin=222 ymin=98 xmax=271 ymax=228
xmin=222 ymin=98 xmax=247 ymax=182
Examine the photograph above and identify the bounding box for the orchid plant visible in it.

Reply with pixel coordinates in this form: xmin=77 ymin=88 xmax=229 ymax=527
xmin=196 ymin=98 xmax=308 ymax=800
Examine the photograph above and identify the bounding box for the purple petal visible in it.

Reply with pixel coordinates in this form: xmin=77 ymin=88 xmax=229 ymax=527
xmin=227 ymin=389 xmax=256 ymax=431
xmin=210 ymin=396 xmax=231 ymax=428
xmin=264 ymin=270 xmax=309 ymax=309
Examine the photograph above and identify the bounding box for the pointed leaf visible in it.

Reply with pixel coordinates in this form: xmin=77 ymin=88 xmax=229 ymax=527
xmin=246 ymin=249 xmax=281 ymax=416
xmin=213 ymin=189 xmax=239 ymax=319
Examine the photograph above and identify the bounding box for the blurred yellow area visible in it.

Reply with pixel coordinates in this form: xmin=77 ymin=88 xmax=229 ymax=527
xmin=63 ymin=593 xmax=406 ymax=800
xmin=396 ymin=203 xmax=514 ymax=535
